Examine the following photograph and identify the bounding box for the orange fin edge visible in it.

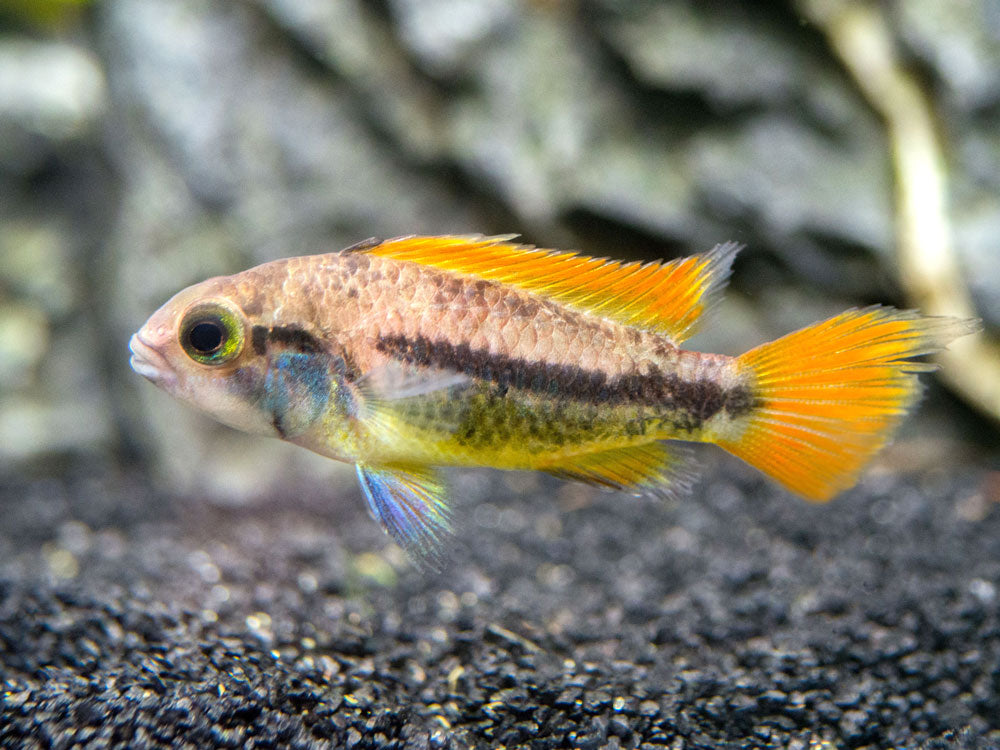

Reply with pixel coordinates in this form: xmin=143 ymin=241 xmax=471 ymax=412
xmin=357 ymin=235 xmax=739 ymax=342
xmin=540 ymin=441 xmax=698 ymax=500
xmin=719 ymin=306 xmax=980 ymax=501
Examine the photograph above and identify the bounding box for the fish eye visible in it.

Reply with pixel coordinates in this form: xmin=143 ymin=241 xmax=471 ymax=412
xmin=179 ymin=301 xmax=245 ymax=365
xmin=188 ymin=320 xmax=224 ymax=354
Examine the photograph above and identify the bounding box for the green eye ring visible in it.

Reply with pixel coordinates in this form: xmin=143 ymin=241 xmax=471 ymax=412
xmin=179 ymin=300 xmax=245 ymax=365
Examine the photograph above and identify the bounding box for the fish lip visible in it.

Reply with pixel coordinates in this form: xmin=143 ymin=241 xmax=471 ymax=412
xmin=129 ymin=332 xmax=176 ymax=388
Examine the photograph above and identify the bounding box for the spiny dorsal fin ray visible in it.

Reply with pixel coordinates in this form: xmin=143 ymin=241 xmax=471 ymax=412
xmin=359 ymin=235 xmax=740 ymax=343
xmin=540 ymin=441 xmax=698 ymax=501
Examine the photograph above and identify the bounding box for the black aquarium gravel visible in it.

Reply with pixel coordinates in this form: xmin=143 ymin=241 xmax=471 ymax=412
xmin=1 ymin=454 xmax=998 ymax=749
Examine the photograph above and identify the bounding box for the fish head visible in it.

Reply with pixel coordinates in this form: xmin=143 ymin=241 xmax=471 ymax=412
xmin=129 ymin=273 xmax=307 ymax=438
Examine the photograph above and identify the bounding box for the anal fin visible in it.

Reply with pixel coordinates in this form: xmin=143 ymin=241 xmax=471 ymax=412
xmin=540 ymin=442 xmax=697 ymax=500
xmin=356 ymin=464 xmax=452 ymax=568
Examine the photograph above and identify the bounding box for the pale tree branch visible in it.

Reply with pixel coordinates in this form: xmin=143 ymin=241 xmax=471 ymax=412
xmin=798 ymin=0 xmax=1000 ymax=423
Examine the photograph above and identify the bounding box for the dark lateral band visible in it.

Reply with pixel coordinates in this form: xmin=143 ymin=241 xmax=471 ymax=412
xmin=251 ymin=324 xmax=360 ymax=381
xmin=254 ymin=324 xmax=326 ymax=355
xmin=268 ymin=325 xmax=324 ymax=353
xmin=375 ymin=333 xmax=754 ymax=422
xmin=251 ymin=324 xmax=325 ymax=355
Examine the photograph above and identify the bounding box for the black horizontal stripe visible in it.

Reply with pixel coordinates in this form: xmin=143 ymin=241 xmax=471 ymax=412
xmin=375 ymin=333 xmax=755 ymax=423
xmin=268 ymin=325 xmax=324 ymax=353
xmin=251 ymin=324 xmax=360 ymax=381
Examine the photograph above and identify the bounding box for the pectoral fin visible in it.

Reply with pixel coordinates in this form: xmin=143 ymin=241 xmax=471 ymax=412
xmin=541 ymin=442 xmax=697 ymax=500
xmin=353 ymin=361 xmax=471 ymax=439
xmin=355 ymin=463 xmax=452 ymax=567
xmin=358 ymin=361 xmax=470 ymax=402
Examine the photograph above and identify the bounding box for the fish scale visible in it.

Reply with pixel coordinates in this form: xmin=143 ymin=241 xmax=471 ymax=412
xmin=129 ymin=234 xmax=979 ymax=565
xmin=356 ymin=256 xmax=628 ymax=378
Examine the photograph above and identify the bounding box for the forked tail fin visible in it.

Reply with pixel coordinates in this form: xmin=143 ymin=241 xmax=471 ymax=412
xmin=718 ymin=306 xmax=979 ymax=501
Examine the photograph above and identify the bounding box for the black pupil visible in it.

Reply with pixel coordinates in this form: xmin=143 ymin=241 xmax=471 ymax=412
xmin=189 ymin=320 xmax=225 ymax=354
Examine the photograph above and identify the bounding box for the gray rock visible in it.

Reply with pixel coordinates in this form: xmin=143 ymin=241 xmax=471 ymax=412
xmin=0 ymin=39 xmax=106 ymax=170
xmin=599 ymin=0 xmax=810 ymax=107
xmin=387 ymin=0 xmax=515 ymax=77
xmin=688 ymin=113 xmax=893 ymax=256
xmin=897 ymin=0 xmax=1000 ymax=111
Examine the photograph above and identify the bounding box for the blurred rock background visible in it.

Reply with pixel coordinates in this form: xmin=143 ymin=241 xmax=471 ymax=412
xmin=1 ymin=0 xmax=997 ymax=502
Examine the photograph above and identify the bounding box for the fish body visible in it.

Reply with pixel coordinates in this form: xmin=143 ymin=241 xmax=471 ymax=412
xmin=130 ymin=235 xmax=978 ymax=564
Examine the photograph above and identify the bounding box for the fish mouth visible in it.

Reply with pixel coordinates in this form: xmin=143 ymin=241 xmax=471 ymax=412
xmin=129 ymin=332 xmax=176 ymax=388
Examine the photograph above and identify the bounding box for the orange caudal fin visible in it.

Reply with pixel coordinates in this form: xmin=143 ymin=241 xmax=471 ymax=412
xmin=718 ymin=307 xmax=980 ymax=501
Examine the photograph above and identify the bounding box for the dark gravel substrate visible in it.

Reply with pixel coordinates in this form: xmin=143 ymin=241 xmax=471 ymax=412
xmin=1 ymin=455 xmax=998 ymax=749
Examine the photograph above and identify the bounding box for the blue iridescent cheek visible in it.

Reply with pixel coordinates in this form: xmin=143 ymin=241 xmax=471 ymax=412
xmin=262 ymin=352 xmax=331 ymax=438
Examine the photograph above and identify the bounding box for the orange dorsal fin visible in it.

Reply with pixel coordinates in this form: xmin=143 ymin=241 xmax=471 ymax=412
xmin=357 ymin=235 xmax=739 ymax=343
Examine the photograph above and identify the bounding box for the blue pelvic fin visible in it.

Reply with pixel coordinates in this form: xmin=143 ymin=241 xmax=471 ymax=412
xmin=355 ymin=463 xmax=452 ymax=567
xmin=541 ymin=441 xmax=697 ymax=500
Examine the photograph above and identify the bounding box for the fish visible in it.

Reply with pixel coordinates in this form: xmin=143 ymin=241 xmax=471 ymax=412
xmin=129 ymin=235 xmax=979 ymax=565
